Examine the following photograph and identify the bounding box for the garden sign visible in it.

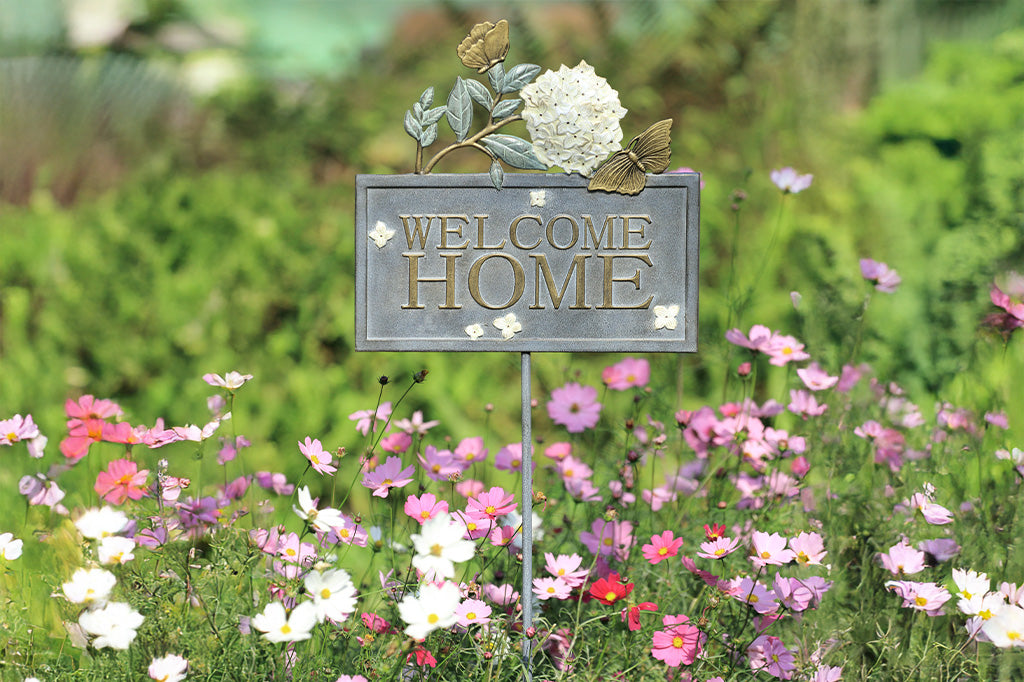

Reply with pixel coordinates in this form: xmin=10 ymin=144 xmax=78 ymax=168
xmin=354 ymin=19 xmax=699 ymax=677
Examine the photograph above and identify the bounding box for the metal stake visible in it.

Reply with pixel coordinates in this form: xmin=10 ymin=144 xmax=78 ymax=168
xmin=520 ymin=351 xmax=533 ymax=680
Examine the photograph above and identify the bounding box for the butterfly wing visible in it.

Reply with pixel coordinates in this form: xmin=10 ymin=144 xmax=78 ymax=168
xmin=588 ymin=151 xmax=646 ymax=195
xmin=630 ymin=119 xmax=673 ymax=175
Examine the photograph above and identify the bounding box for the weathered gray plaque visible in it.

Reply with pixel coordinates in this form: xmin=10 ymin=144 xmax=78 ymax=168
xmin=355 ymin=172 xmax=699 ymax=352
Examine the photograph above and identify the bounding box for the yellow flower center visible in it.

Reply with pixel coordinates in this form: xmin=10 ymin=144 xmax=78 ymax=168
xmin=432 ymin=464 xmax=441 ymax=473
xmin=383 ymin=478 xmax=393 ymax=486
xmin=466 ymin=612 xmax=476 ymax=620
xmin=547 ymin=587 xmax=556 ymax=594
xmin=914 ymin=596 xmax=928 ymax=607
xmin=1009 ymin=630 xmax=1021 ymax=641
xmin=485 ymin=505 xmax=496 ymax=515
xmin=714 ymin=548 xmax=726 ymax=556
xmin=760 ymin=551 xmax=771 ymax=559
xmin=420 ymin=510 xmax=430 ymax=519
xmin=748 ymin=594 xmax=759 ymax=603
xmin=980 ymin=609 xmax=993 ymax=620
xmin=672 ymin=636 xmax=683 ymax=648
xmin=428 ymin=613 xmax=439 ymax=624
xmin=280 ymin=624 xmax=292 ymax=634
xmin=311 ymin=454 xmax=320 ymax=464
xmin=605 ymin=591 xmax=618 ymax=602
xmin=603 ymin=538 xmax=614 ymax=547
xmin=431 ymin=543 xmax=444 ymax=557
xmin=658 ymin=547 xmax=668 ymax=556
xmin=320 ymin=588 xmax=332 ymax=600
xmin=339 ymin=528 xmax=350 ymax=538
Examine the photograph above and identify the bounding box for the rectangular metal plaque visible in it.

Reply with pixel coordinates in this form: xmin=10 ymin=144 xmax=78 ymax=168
xmin=355 ymin=173 xmax=699 ymax=352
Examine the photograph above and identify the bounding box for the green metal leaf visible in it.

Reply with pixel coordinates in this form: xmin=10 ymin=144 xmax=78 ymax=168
xmin=464 ymin=78 xmax=492 ymax=110
xmin=487 ymin=63 xmax=505 ymax=93
xmin=501 ymin=64 xmax=540 ymax=93
xmin=420 ymin=124 xmax=437 ymax=147
xmin=421 ymin=106 xmax=446 ymax=127
xmin=489 ymin=159 xmax=504 ymax=190
xmin=491 ymin=98 xmax=522 ymax=120
xmin=419 ymin=86 xmax=434 ymax=109
xmin=403 ymin=110 xmax=422 ymax=140
xmin=480 ymin=134 xmax=547 ymax=170
xmin=446 ymin=77 xmax=472 ymax=142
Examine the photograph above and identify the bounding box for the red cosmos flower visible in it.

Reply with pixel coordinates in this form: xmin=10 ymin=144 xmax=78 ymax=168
xmin=589 ymin=572 xmax=634 ymax=606
xmin=407 ymin=647 xmax=437 ymax=668
xmin=621 ymin=602 xmax=658 ymax=631
xmin=704 ymin=523 xmax=726 ymax=541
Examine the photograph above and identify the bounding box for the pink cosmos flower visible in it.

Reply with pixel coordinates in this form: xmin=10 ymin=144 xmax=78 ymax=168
xmin=467 ymin=486 xmax=516 ymax=519
xmin=733 ymin=577 xmax=780 ymax=614
xmin=788 ymin=390 xmax=828 ymax=417
xmin=379 ymin=431 xmax=412 ymax=454
xmin=454 ymin=598 xmax=491 ymax=627
xmin=255 ymin=471 xmax=294 ymax=495
xmin=66 ymin=395 xmax=122 ymax=420
xmin=454 ymin=511 xmax=491 ymax=540
xmin=94 ymin=459 xmax=149 ymax=505
xmin=642 ymin=531 xmax=683 ymax=565
xmin=697 ymin=536 xmax=741 ymax=560
xmin=651 ymin=614 xmax=702 ymax=666
xmin=770 ymin=167 xmax=813 ymax=194
xmin=418 ymin=445 xmax=462 ymax=482
xmin=907 ymin=492 xmax=954 ymax=525
xmin=488 ymin=524 xmax=518 ymax=548
xmin=642 ymin=487 xmax=677 ymax=511
xmin=557 ymin=456 xmax=593 ymax=483
xmin=579 ymin=519 xmax=634 ymax=561
xmin=547 ymin=383 xmax=602 ymax=433
xmin=19 ymin=474 xmax=68 ymax=513
xmin=878 ymin=540 xmax=926 ymax=576
xmin=348 ymin=402 xmax=392 ymax=436
xmin=750 ymin=532 xmax=796 ymax=568
xmin=0 ymin=414 xmax=39 ymax=445
xmin=299 ymin=437 xmax=337 ymax=476
xmin=885 ymin=580 xmax=951 ymax=615
xmin=482 ymin=583 xmax=519 ymax=606
xmin=404 ymin=493 xmax=448 ymax=525
xmin=765 ymin=335 xmax=811 ymax=366
xmin=544 ymin=553 xmax=590 ymax=588
xmin=453 ymin=436 xmax=489 ymax=466
xmin=988 ymin=278 xmax=1024 ymax=332
xmin=860 ymin=258 xmax=901 ymax=293
xmin=725 ymin=324 xmax=774 ymax=351
xmin=789 ymin=531 xmax=827 ymax=566
xmin=811 ymin=666 xmax=843 ymax=682
xmin=601 ymin=358 xmax=650 ymax=390
xmin=748 ymin=635 xmax=796 ymax=679
xmin=544 ymin=442 xmax=572 ymax=461
xmin=796 ymin=363 xmax=839 ymax=391
xmin=533 ymin=577 xmax=572 ymax=601
xmin=361 ymin=456 xmax=414 ymax=498
xmin=495 ymin=443 xmax=531 ymax=471
xmin=202 ymin=371 xmax=253 ymax=390
xmin=393 ymin=410 xmax=439 ymax=436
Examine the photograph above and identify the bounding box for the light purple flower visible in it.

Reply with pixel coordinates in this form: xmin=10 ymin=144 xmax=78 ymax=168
xmin=770 ymin=167 xmax=813 ymax=194
xmin=860 ymin=258 xmax=901 ymax=293
xmin=361 ymin=456 xmax=414 ymax=498
xmin=547 ymin=383 xmax=601 ymax=433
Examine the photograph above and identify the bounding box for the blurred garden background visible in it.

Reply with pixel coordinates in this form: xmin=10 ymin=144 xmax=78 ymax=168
xmin=2 ymin=0 xmax=1024 ymax=476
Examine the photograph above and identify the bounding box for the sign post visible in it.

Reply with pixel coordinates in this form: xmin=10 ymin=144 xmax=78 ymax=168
xmin=353 ymin=19 xmax=699 ymax=679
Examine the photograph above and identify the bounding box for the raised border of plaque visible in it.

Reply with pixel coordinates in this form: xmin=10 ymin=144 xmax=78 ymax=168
xmin=355 ymin=171 xmax=699 ymax=353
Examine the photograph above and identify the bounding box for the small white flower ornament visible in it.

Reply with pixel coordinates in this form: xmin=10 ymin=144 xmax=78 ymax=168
xmin=368 ymin=221 xmax=395 ymax=248
xmin=465 ymin=323 xmax=484 ymax=340
xmin=653 ymin=304 xmax=679 ymax=330
xmin=493 ymin=313 xmax=522 ymax=340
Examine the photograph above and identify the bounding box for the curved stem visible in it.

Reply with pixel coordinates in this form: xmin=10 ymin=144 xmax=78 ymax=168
xmin=420 ymin=115 xmax=522 ymax=174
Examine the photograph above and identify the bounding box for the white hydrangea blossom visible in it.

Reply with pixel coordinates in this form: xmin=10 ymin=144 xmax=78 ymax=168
xmin=520 ymin=60 xmax=626 ymax=176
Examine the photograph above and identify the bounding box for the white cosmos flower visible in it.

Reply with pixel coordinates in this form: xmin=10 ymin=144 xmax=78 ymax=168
xmin=251 ymin=600 xmax=317 ymax=643
xmin=75 ymin=507 xmax=129 ymax=539
xmin=520 ymin=60 xmax=627 ymax=176
xmin=952 ymin=568 xmax=991 ymax=609
xmin=398 ymin=581 xmax=461 ymax=640
xmin=293 ymin=486 xmax=345 ymax=534
xmin=148 ymin=653 xmax=188 ymax=682
xmin=981 ymin=604 xmax=1024 ymax=647
xmin=98 ymin=536 xmax=136 ymax=565
xmin=304 ymin=568 xmax=358 ymax=623
xmin=79 ymin=601 xmax=144 ymax=650
xmin=410 ymin=512 xmax=475 ymax=580
xmin=63 ymin=567 xmax=117 ymax=607
xmin=0 ymin=532 xmax=23 ymax=560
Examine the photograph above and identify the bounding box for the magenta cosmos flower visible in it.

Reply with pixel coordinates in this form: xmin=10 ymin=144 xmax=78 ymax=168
xmin=547 ymin=383 xmax=601 ymax=433
xmin=642 ymin=530 xmax=684 ymax=565
xmin=747 ymin=635 xmax=796 ymax=679
xmin=579 ymin=518 xmax=634 ymax=561
xmin=651 ymin=614 xmax=701 ymax=666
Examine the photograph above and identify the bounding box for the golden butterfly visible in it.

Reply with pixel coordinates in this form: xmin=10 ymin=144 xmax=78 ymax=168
xmin=456 ymin=20 xmax=510 ymax=74
xmin=588 ymin=119 xmax=673 ymax=195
